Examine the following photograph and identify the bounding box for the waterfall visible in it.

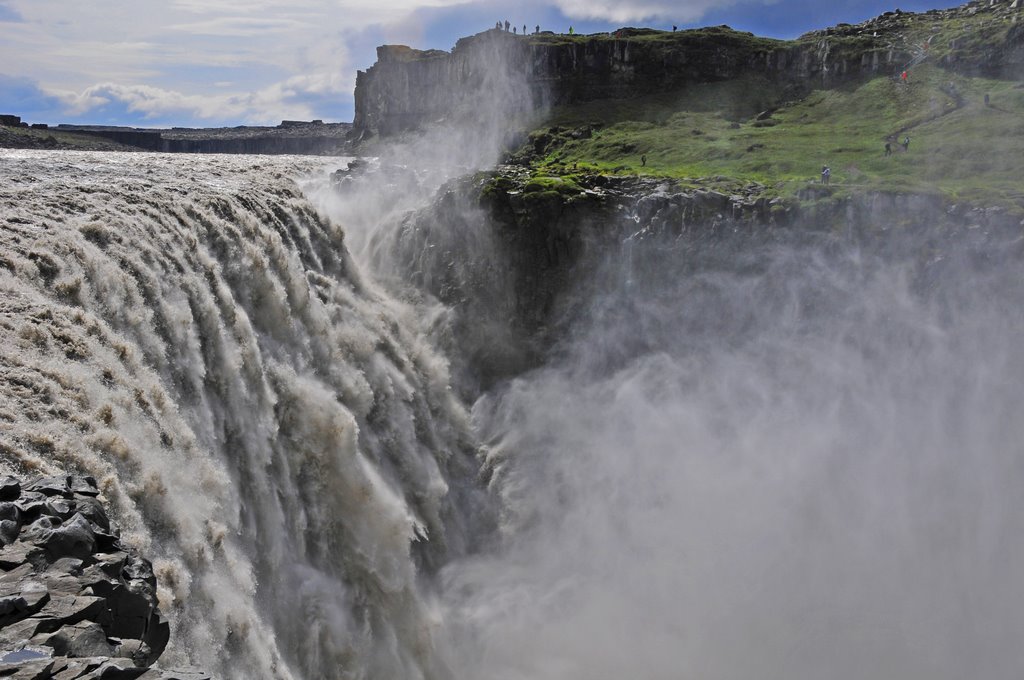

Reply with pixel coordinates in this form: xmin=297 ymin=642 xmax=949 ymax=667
xmin=0 ymin=150 xmax=486 ymax=680
xmin=6 ymin=138 xmax=1024 ymax=680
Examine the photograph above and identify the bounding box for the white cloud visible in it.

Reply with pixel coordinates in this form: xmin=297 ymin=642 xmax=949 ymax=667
xmin=41 ymin=52 xmax=359 ymax=125
xmin=553 ymin=0 xmax=733 ymax=23
xmin=52 ymin=73 xmax=347 ymax=125
xmin=169 ymin=17 xmax=313 ymax=36
xmin=0 ymin=0 xmax=742 ymax=125
xmin=0 ymin=0 xmax=375 ymax=123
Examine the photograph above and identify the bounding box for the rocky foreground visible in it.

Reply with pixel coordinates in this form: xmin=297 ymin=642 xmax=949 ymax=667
xmin=0 ymin=475 xmax=210 ymax=679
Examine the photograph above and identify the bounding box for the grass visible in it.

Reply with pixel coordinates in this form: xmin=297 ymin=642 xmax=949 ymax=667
xmin=519 ymin=63 xmax=1024 ymax=208
xmin=525 ymin=25 xmax=788 ymax=52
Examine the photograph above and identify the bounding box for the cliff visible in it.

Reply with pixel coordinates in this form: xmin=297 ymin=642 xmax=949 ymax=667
xmin=17 ymin=123 xmax=356 ymax=155
xmin=372 ymin=165 xmax=1023 ymax=392
xmin=352 ymin=0 xmax=1024 ymax=137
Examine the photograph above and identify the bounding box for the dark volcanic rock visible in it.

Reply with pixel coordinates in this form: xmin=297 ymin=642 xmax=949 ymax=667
xmin=0 ymin=475 xmax=211 ymax=679
xmin=0 ymin=477 xmax=20 ymax=501
xmin=383 ymin=165 xmax=1024 ymax=393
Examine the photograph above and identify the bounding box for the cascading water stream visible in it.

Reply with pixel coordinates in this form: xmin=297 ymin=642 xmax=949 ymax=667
xmin=0 ymin=150 xmax=487 ymax=680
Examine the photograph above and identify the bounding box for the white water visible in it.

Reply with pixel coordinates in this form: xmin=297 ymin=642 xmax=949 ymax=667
xmin=0 ymin=150 xmax=482 ymax=680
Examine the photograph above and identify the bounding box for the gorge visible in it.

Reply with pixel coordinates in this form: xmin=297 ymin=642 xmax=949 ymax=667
xmin=2 ymin=1 xmax=1024 ymax=678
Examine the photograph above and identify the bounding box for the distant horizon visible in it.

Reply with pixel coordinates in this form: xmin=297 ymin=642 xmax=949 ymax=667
xmin=0 ymin=0 xmax=964 ymax=129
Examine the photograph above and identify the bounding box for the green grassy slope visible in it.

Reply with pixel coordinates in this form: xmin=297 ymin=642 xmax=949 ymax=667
xmin=521 ymin=64 xmax=1024 ymax=206
xmin=510 ymin=0 xmax=1024 ymax=209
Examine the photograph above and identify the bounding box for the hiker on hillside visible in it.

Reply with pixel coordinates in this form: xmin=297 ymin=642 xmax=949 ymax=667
xmin=885 ymin=141 xmax=892 ymax=156
xmin=513 ymin=26 xmax=517 ymax=34
xmin=984 ymin=93 xmax=991 ymax=106
xmin=901 ymin=70 xmax=909 ymax=83
xmin=536 ymin=25 xmax=540 ymax=34
xmin=821 ymin=165 xmax=831 ymax=185
xmin=641 ymin=154 xmax=647 ymax=167
xmin=902 ymin=136 xmax=910 ymax=151
xmin=504 ymin=20 xmax=510 ymax=31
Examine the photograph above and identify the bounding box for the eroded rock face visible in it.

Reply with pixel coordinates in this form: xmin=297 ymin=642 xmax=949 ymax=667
xmin=352 ymin=1 xmax=1024 ymax=138
xmin=378 ymin=166 xmax=1024 ymax=394
xmin=0 ymin=475 xmax=210 ymax=680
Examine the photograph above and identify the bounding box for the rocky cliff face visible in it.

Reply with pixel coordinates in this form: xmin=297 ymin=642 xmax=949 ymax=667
xmin=352 ymin=1 xmax=1024 ymax=137
xmin=353 ymin=28 xmax=813 ymax=137
xmin=371 ymin=167 xmax=1024 ymax=391
xmin=353 ymin=34 xmax=542 ymax=137
xmin=45 ymin=124 xmax=353 ymax=155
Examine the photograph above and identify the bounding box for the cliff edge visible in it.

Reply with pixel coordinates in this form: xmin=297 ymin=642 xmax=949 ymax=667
xmin=352 ymin=0 xmax=1024 ymax=138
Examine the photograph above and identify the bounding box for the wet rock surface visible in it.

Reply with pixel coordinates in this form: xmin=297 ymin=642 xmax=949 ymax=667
xmin=380 ymin=165 xmax=1024 ymax=394
xmin=0 ymin=475 xmax=211 ymax=680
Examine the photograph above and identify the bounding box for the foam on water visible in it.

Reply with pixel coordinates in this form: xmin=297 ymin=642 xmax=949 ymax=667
xmin=0 ymin=150 xmax=483 ymax=680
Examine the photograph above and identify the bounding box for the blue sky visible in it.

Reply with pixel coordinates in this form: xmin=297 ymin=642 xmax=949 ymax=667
xmin=0 ymin=0 xmax=961 ymax=128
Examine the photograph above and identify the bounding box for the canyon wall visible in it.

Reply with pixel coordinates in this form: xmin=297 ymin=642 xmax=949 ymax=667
xmin=353 ymin=1 xmax=1024 ymax=137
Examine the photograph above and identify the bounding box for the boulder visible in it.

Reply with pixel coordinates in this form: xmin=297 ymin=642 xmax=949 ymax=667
xmin=0 ymin=657 xmax=55 ymax=679
xmin=0 ymin=504 xmax=21 ymax=545
xmin=68 ymin=478 xmax=100 ymax=498
xmin=37 ymin=620 xmax=114 ymax=658
xmin=0 ymin=581 xmax=50 ymax=627
xmin=0 ymin=541 xmax=45 ymax=570
xmin=44 ymin=514 xmax=97 ymax=560
xmin=0 ymin=477 xmax=20 ymax=502
xmin=25 ymin=476 xmax=72 ymax=497
xmin=21 ymin=516 xmax=58 ymax=545
xmin=31 ymin=594 xmax=106 ymax=634
xmin=14 ymin=492 xmax=50 ymax=521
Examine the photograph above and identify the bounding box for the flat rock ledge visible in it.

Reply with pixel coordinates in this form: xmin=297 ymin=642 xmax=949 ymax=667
xmin=0 ymin=474 xmax=211 ymax=680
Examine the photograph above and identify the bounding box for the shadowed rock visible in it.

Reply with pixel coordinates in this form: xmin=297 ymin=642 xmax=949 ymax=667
xmin=0 ymin=475 xmax=210 ymax=679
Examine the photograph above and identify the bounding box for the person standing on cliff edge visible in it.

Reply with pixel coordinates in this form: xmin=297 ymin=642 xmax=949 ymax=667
xmin=504 ymin=19 xmax=510 ymax=32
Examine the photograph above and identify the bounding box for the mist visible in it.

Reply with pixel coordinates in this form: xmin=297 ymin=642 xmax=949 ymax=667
xmin=307 ymin=29 xmax=544 ymax=263
xmin=300 ymin=25 xmax=1024 ymax=676
xmin=432 ymin=223 xmax=1024 ymax=680
xmin=303 ymin=28 xmax=1024 ymax=679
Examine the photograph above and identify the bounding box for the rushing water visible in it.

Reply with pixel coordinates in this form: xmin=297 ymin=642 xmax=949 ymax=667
xmin=0 ymin=150 xmax=484 ymax=680
xmin=3 ymin=148 xmax=1024 ymax=680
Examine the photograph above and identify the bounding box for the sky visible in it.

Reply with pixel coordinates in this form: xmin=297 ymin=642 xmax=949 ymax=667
xmin=0 ymin=0 xmax=963 ymax=128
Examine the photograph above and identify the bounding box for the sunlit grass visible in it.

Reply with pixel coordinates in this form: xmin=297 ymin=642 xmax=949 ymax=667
xmin=524 ymin=64 xmax=1024 ymax=207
